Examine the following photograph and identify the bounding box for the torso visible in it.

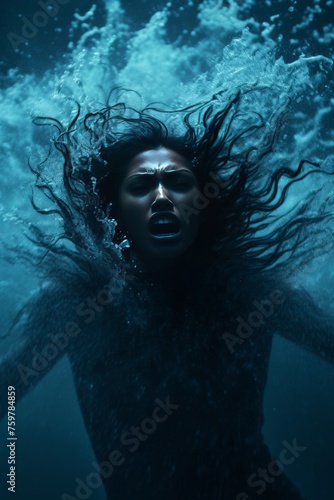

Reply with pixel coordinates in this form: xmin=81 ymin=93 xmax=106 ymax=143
xmin=66 ymin=270 xmax=303 ymax=499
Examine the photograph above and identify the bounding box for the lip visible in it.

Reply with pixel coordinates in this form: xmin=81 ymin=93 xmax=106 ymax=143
xmin=148 ymin=212 xmax=182 ymax=240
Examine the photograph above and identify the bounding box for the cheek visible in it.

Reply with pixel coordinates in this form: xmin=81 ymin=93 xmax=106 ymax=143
xmin=182 ymin=187 xmax=200 ymax=205
xmin=118 ymin=197 xmax=147 ymax=232
xmin=177 ymin=189 xmax=202 ymax=224
xmin=188 ymin=194 xmax=202 ymax=236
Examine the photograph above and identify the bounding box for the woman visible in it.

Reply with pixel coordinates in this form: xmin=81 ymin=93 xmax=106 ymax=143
xmin=2 ymin=87 xmax=334 ymax=499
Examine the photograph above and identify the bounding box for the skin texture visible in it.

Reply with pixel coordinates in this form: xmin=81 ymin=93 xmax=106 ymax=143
xmin=117 ymin=148 xmax=201 ymax=266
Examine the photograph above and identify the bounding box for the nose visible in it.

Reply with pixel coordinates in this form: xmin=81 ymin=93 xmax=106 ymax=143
xmin=151 ymin=182 xmax=173 ymax=212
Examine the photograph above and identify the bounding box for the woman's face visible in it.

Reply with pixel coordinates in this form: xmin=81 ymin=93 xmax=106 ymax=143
xmin=117 ymin=148 xmax=201 ymax=265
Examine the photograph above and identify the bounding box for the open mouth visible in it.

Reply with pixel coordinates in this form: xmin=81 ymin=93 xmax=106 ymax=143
xmin=149 ymin=212 xmax=181 ymax=239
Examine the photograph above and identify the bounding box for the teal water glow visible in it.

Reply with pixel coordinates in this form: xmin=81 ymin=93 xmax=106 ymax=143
xmin=0 ymin=2 xmax=334 ymax=499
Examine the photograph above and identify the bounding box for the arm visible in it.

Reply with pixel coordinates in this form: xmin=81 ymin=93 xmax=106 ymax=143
xmin=0 ymin=283 xmax=74 ymax=418
xmin=273 ymin=286 xmax=334 ymax=365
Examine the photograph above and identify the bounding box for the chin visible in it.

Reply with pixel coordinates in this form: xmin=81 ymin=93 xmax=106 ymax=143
xmin=150 ymin=249 xmax=183 ymax=262
xmin=131 ymin=233 xmax=198 ymax=266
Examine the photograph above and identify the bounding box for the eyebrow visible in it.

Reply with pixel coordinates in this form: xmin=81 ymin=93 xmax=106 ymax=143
xmin=126 ymin=168 xmax=194 ymax=180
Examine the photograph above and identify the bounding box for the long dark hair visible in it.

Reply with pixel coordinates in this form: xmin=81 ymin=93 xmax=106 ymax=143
xmin=29 ymin=86 xmax=333 ymax=281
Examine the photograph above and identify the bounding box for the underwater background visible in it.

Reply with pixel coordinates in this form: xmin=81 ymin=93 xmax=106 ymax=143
xmin=0 ymin=0 xmax=334 ymax=498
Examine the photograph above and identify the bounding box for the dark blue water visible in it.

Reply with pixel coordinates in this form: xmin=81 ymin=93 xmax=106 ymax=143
xmin=1 ymin=1 xmax=334 ymax=499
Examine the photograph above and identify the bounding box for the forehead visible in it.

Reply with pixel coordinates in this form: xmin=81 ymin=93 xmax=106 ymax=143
xmin=125 ymin=148 xmax=193 ymax=176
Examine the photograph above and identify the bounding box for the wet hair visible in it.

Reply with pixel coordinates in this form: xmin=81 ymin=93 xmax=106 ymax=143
xmin=30 ymin=86 xmax=333 ymax=279
xmin=94 ymin=134 xmax=196 ymax=217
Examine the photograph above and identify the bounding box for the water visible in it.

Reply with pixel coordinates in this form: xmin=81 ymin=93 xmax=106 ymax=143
xmin=0 ymin=1 xmax=334 ymax=499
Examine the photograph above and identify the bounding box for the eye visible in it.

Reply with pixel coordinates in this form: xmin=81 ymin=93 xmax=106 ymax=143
xmin=127 ymin=180 xmax=152 ymax=195
xmin=167 ymin=175 xmax=195 ymax=191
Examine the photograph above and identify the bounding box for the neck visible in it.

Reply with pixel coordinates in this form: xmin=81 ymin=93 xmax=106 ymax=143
xmin=127 ymin=252 xmax=182 ymax=286
xmin=126 ymin=246 xmax=208 ymax=306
